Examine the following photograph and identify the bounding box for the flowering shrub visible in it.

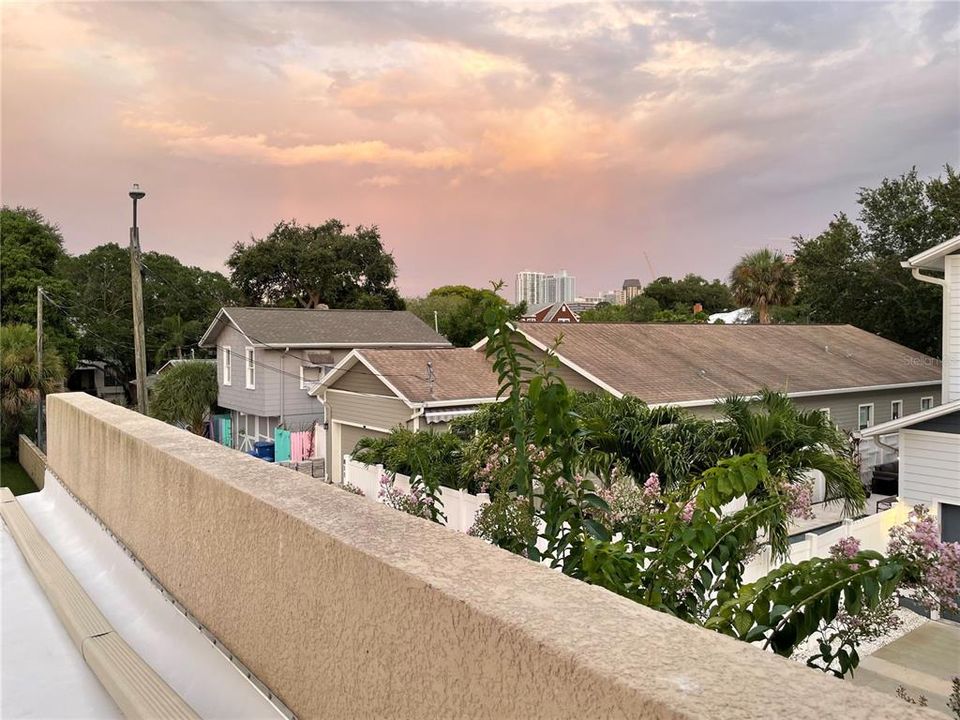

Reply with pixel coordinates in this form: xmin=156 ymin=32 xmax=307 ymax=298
xmin=888 ymin=505 xmax=960 ymax=613
xmin=595 ymin=472 xmax=676 ymax=532
xmin=783 ymin=479 xmax=816 ymax=520
xmin=468 ymin=494 xmax=537 ymax=556
xmin=830 ymin=536 xmax=861 ymax=559
xmin=377 ymin=472 xmax=437 ymax=521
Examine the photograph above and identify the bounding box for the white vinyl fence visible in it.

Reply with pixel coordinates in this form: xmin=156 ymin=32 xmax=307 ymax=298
xmin=344 ymin=456 xmax=912 ymax=582
xmin=742 ymin=502 xmax=910 ymax=583
xmin=342 ymin=455 xmax=490 ymax=534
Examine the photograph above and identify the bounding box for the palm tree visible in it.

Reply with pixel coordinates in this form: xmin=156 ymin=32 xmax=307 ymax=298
xmin=575 ymin=393 xmax=731 ymax=485
xmin=715 ymin=390 xmax=864 ymax=514
xmin=729 ymin=249 xmax=795 ymax=324
xmin=154 ymin=314 xmax=202 ymax=364
xmin=1 ymin=324 xmax=65 ymax=454
xmin=150 ymin=360 xmax=218 ymax=435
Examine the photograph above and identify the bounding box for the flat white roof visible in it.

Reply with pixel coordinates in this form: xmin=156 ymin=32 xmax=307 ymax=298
xmin=5 ymin=476 xmax=286 ymax=719
xmin=1 ymin=521 xmax=122 ymax=718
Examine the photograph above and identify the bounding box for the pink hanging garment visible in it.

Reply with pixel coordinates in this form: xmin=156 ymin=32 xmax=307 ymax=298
xmin=291 ymin=432 xmax=302 ymax=463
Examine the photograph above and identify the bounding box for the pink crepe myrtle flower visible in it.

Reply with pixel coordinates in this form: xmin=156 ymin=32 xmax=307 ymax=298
xmin=642 ymin=473 xmax=661 ymax=501
xmin=830 ymin=536 xmax=861 ymax=560
xmin=888 ymin=506 xmax=960 ymax=612
xmin=784 ymin=481 xmax=815 ymax=520
xmin=680 ymin=500 xmax=696 ymax=523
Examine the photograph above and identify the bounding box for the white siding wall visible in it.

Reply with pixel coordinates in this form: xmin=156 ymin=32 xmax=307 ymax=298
xmin=946 ymin=254 xmax=960 ymax=402
xmin=899 ymin=429 xmax=960 ymax=507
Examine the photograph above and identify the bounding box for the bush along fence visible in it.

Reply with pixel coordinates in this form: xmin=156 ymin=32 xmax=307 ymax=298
xmin=344 ymin=453 xmax=915 ymax=587
xmin=342 ymin=455 xmax=491 ymax=534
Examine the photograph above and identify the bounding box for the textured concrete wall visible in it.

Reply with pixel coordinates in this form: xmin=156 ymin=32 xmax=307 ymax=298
xmin=17 ymin=434 xmax=45 ymax=489
xmin=46 ymin=392 xmax=934 ymax=720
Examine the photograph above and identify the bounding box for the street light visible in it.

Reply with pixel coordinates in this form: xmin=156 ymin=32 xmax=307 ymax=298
xmin=130 ymin=183 xmax=146 ymax=231
xmin=128 ymin=183 xmax=149 ymax=415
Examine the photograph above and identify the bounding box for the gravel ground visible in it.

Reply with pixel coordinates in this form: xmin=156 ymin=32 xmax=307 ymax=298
xmin=790 ymin=603 xmax=929 ymax=665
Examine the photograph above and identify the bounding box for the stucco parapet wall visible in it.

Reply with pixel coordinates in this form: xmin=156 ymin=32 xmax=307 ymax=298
xmin=46 ymin=392 xmax=936 ymax=720
xmin=18 ymin=433 xmax=46 ymax=489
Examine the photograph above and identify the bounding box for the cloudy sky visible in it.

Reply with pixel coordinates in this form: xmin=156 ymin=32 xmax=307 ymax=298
xmin=2 ymin=2 xmax=958 ymax=298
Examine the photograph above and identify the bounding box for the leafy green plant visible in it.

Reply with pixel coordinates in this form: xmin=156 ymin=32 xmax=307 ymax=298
xmin=353 ymin=428 xmax=468 ymax=491
xmin=473 ymin=287 xmax=949 ymax=680
xmin=150 ymin=360 xmax=218 ymax=435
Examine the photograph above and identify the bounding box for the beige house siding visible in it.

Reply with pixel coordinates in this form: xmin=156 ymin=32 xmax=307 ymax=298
xmin=326 ymin=391 xmax=412 ymax=430
xmin=330 ymin=364 xmax=395 ymax=396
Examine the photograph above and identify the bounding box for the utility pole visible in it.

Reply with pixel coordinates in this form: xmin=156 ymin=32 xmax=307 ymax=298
xmin=36 ymin=285 xmax=44 ymax=451
xmin=129 ymin=183 xmax=149 ymax=415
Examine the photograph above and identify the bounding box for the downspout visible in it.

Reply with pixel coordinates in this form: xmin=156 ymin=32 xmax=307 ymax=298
xmin=904 ymin=262 xmax=948 ymax=401
xmin=280 ymin=348 xmax=286 ymax=427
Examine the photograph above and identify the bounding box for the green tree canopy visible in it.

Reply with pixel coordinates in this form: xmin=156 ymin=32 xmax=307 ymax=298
xmin=228 ymin=219 xmax=403 ymax=310
xmin=793 ymin=165 xmax=960 ymax=356
xmin=55 ymin=243 xmax=237 ymax=396
xmin=406 ymin=285 xmax=523 ymax=347
xmin=729 ymin=249 xmax=795 ymax=325
xmin=580 ymin=295 xmax=659 ymax=323
xmin=1 ymin=207 xmax=78 ymax=366
xmin=641 ymin=274 xmax=734 ymax=314
xmin=150 ymin=361 xmax=218 ymax=435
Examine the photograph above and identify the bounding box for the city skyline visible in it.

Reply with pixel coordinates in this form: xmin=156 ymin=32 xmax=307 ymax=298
xmin=2 ymin=2 xmax=957 ymax=296
xmin=515 ymin=269 xmax=577 ymax=306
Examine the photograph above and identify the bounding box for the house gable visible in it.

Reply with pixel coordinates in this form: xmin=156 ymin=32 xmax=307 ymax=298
xmin=328 ymin=363 xmax=397 ymax=397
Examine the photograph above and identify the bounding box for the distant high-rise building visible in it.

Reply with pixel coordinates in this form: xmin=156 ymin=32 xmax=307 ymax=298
xmin=516 ymin=269 xmax=576 ymax=305
xmin=516 ymin=270 xmax=545 ymax=306
xmin=622 ymin=278 xmax=642 ymax=302
xmin=600 ymin=289 xmax=625 ymax=305
xmin=551 ymin=270 xmax=576 ymax=303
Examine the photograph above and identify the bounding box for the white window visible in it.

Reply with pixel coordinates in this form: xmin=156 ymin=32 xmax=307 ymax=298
xmin=858 ymin=404 xmax=874 ymax=431
xmin=921 ymin=396 xmax=934 ymax=411
xmin=245 ymin=347 xmax=255 ymax=390
xmin=890 ymin=400 xmax=902 ymax=421
xmin=222 ymin=346 xmax=232 ymax=386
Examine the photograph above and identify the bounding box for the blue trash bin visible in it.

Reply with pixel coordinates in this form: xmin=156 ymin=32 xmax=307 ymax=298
xmin=253 ymin=441 xmax=275 ymax=462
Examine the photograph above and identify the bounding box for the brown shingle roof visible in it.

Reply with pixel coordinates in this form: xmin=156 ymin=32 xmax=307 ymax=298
xmin=517 ymin=323 xmax=941 ymax=404
xmin=203 ymin=307 xmax=451 ymax=347
xmin=358 ymin=348 xmax=501 ymax=403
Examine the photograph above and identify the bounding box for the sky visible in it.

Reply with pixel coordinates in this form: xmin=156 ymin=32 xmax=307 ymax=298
xmin=2 ymin=2 xmax=958 ymax=299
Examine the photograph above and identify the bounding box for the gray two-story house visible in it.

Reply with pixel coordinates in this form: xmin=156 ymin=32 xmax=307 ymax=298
xmin=198 ymin=307 xmax=450 ymax=452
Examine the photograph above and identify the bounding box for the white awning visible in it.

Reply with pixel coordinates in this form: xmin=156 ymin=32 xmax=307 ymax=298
xmin=424 ymin=406 xmax=479 ymax=424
